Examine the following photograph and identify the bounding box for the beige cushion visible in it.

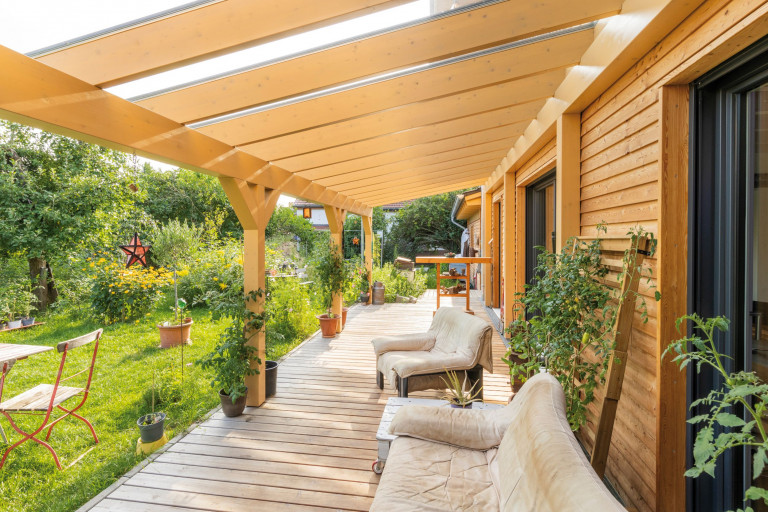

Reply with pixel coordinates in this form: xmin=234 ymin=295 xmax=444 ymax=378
xmin=372 ymin=307 xmax=493 ymax=391
xmin=496 ymin=373 xmax=626 ymax=512
xmin=370 ymin=436 xmax=500 ymax=512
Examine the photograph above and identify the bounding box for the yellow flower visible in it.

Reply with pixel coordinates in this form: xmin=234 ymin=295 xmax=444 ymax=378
xmin=219 ymin=283 xmax=228 ymax=289
xmin=213 ymin=277 xmax=218 ymax=281
xmin=177 ymin=269 xmax=189 ymax=277
xmin=111 ymin=291 xmax=115 ymax=295
xmin=97 ymin=258 xmax=106 ymax=264
xmin=89 ymin=262 xmax=95 ymax=268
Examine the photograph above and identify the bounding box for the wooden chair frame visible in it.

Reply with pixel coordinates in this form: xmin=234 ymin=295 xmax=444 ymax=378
xmin=0 ymin=329 xmax=102 ymax=470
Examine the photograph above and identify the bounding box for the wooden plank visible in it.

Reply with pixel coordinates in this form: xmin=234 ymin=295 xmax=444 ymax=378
xmin=655 ymin=85 xmax=688 ymax=512
xmin=318 ymin=141 xmax=511 ymax=188
xmin=0 ymin=46 xmax=372 ymax=217
xmin=204 ymin=73 xmax=557 ymax=149
xmin=590 ymin=236 xmax=648 ymax=478
xmin=362 ymin=176 xmax=488 ymax=205
xmin=36 ymin=0 xmax=406 ymax=87
xmin=502 ymin=173 xmax=516 ymax=327
xmin=296 ymin=124 xmax=530 ymax=181
xmin=556 ymin=113 xmax=581 ymax=249
xmin=136 ymin=0 xmax=620 ymax=123
xmin=181 ymin=32 xmax=586 ymax=130
xmin=83 ymin=292 xmax=512 ymax=511
xmin=273 ymin=114 xmax=530 ymax=172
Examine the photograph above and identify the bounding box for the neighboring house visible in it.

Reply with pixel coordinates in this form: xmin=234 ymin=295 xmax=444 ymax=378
xmin=293 ymin=200 xmax=411 ymax=231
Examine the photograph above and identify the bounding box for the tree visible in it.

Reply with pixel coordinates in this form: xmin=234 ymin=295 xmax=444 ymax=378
xmin=388 ymin=193 xmax=465 ymax=259
xmin=0 ymin=122 xmax=134 ymax=311
xmin=265 ymin=206 xmax=317 ymax=255
xmin=137 ymin=166 xmax=241 ymax=239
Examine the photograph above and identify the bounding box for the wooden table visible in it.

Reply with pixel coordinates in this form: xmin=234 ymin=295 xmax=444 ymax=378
xmin=415 ymin=257 xmax=492 ymax=314
xmin=0 ymin=343 xmax=53 ymax=361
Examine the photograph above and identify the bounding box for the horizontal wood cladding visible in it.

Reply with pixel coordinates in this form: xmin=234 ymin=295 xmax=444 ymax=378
xmin=572 ymin=1 xmax=768 ymax=510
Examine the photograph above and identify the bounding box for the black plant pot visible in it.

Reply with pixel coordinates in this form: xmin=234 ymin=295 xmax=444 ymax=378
xmin=21 ymin=317 xmax=35 ymax=327
xmin=137 ymin=412 xmax=166 ymax=443
xmin=265 ymin=360 xmax=278 ymax=398
xmin=220 ymin=389 xmax=247 ymax=417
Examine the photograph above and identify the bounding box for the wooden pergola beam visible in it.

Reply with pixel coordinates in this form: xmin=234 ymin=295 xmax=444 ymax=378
xmin=274 ymin=114 xmax=530 ymax=172
xmin=0 ymin=45 xmax=372 ymax=218
xmin=317 ymin=143 xmax=510 ymax=188
xmin=135 ymin=0 xmax=620 ymax=123
xmin=366 ymin=177 xmax=487 ymax=206
xmin=341 ymin=163 xmax=496 ymax=198
xmin=201 ymin=69 xmax=562 ymax=148
xmin=293 ymin=123 xmax=528 ymax=179
xmin=241 ymin=95 xmax=548 ymax=162
xmin=36 ymin=0 xmax=406 ymax=88
xmin=154 ymin=31 xmax=587 ymax=127
xmin=326 ymin=154 xmax=504 ymax=193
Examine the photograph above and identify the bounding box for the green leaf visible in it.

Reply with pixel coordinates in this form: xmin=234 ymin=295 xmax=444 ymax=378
xmin=745 ymin=486 xmax=768 ymax=503
xmin=754 ymin=450 xmax=768 ymax=481
xmin=715 ymin=412 xmax=746 ymax=427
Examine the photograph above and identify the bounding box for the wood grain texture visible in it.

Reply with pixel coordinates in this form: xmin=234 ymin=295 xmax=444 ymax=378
xmin=79 ymin=291 xmax=511 ymax=512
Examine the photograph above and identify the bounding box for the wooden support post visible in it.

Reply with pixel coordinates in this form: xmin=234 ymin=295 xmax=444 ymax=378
xmin=362 ymin=215 xmax=373 ymax=305
xmin=324 ymin=205 xmax=347 ymax=332
xmin=482 ymin=189 xmax=493 ymax=307
xmin=656 ymin=85 xmax=688 ymax=512
xmin=556 ymin=113 xmax=581 ymax=250
xmin=590 ymin=236 xmax=649 ymax=478
xmin=218 ymin=178 xmax=280 ymax=407
xmin=502 ymin=172 xmax=516 ymax=329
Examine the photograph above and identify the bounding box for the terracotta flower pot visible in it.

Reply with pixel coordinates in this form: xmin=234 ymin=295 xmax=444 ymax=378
xmin=219 ymin=389 xmax=247 ymax=417
xmin=342 ymin=307 xmax=348 ymax=329
xmin=158 ymin=318 xmax=193 ymax=348
xmin=316 ymin=314 xmax=338 ymax=338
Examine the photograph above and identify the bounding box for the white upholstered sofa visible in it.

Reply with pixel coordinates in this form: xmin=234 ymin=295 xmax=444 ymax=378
xmin=370 ymin=372 xmax=626 ymax=512
xmin=372 ymin=307 xmax=493 ymax=397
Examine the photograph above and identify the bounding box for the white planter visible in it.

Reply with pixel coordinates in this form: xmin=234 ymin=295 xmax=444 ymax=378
xmin=7 ymin=320 xmax=22 ymax=329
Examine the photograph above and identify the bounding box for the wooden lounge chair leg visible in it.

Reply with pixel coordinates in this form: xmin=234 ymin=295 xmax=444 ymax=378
xmin=398 ymin=377 xmax=409 ymax=398
xmin=376 ymin=371 xmax=384 ymax=390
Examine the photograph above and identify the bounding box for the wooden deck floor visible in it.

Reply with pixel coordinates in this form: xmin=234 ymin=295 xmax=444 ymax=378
xmin=81 ymin=290 xmax=511 ymax=512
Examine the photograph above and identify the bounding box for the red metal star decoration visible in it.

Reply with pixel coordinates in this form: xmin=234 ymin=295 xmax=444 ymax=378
xmin=120 ymin=232 xmax=150 ymax=268
xmin=352 ymin=237 xmax=360 ymax=245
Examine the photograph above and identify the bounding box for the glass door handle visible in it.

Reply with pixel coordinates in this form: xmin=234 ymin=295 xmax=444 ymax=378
xmin=750 ymin=311 xmax=762 ymax=344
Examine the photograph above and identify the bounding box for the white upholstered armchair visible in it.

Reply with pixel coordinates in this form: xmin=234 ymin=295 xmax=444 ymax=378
xmin=371 ymin=307 xmax=493 ymax=398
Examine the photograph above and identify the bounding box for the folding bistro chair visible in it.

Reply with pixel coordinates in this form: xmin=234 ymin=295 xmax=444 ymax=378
xmin=0 ymin=329 xmax=102 ymax=469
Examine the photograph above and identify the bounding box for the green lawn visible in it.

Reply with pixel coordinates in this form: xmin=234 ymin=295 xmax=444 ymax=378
xmin=0 ymin=305 xmax=228 ymax=512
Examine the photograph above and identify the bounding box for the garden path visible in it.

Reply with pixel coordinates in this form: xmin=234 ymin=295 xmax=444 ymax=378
xmin=79 ymin=290 xmax=510 ymax=512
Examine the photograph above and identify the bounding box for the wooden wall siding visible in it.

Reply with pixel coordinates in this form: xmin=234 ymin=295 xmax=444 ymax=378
xmin=570 ymin=0 xmax=767 ymax=510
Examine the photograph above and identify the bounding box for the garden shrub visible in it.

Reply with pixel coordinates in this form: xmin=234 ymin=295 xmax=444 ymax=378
xmin=176 ymin=240 xmax=243 ymax=307
xmin=151 ymin=219 xmax=203 ymax=270
xmin=89 ymin=255 xmax=172 ymax=323
xmin=371 ymin=263 xmax=427 ymax=301
xmin=265 ymin=276 xmax=322 ymax=359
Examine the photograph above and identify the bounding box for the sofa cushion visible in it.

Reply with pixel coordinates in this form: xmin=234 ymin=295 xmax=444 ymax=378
xmin=370 ymin=436 xmax=500 ymax=512
xmin=496 ymin=373 xmax=625 ymax=511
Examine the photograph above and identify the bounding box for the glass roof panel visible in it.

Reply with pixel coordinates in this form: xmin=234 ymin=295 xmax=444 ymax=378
xmin=105 ymin=0 xmax=493 ymax=101
xmin=0 ymin=0 xmax=205 ymax=54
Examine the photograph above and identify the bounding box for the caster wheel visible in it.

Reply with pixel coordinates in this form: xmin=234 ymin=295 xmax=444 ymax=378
xmin=372 ymin=460 xmax=384 ymax=474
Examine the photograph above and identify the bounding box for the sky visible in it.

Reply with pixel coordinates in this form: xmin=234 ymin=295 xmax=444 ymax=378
xmin=0 ymin=0 xmax=436 ymax=206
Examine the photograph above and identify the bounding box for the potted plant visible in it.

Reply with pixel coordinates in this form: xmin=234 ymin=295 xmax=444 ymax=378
xmin=313 ymin=242 xmax=348 ymax=338
xmin=198 ymin=289 xmax=265 ymax=417
xmin=358 ymin=266 xmax=370 ymax=303
xmin=158 ymin=269 xmax=193 ymax=348
xmin=440 ymin=370 xmax=482 ymax=409
xmin=7 ymin=283 xmax=35 ymax=330
xmin=137 ymin=371 xmax=167 ymax=445
xmin=158 ymin=297 xmax=193 ymax=349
